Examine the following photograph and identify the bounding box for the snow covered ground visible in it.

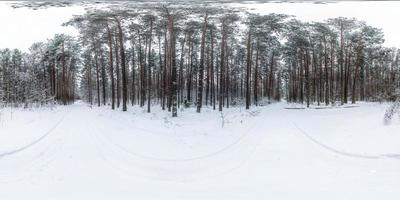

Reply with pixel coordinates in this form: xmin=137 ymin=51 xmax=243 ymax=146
xmin=0 ymin=101 xmax=399 ymax=200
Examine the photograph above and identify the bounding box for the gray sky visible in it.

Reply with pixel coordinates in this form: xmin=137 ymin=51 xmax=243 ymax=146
xmin=0 ymin=1 xmax=399 ymax=52
xmin=0 ymin=2 xmax=85 ymax=52
xmin=230 ymin=1 xmax=400 ymax=47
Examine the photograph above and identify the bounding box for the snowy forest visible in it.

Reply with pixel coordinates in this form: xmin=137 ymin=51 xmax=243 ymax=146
xmin=1 ymin=2 xmax=399 ymax=116
xmin=1 ymin=1 xmax=400 ymax=200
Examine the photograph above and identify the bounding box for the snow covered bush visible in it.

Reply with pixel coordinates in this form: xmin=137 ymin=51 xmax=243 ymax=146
xmin=384 ymin=89 xmax=400 ymax=125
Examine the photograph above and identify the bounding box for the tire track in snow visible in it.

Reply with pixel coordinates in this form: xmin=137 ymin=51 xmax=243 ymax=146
xmin=292 ymin=122 xmax=400 ymax=160
xmin=0 ymin=138 xmax=67 ymax=183
xmin=86 ymin=106 xmax=268 ymax=181
xmin=0 ymin=110 xmax=69 ymax=183
xmin=83 ymin=113 xmax=182 ymax=182
xmin=0 ymin=110 xmax=69 ymax=159
xmin=96 ymin=109 xmax=264 ymax=162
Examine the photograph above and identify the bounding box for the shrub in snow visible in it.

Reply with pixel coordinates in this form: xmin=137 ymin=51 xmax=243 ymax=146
xmin=384 ymin=89 xmax=400 ymax=125
xmin=183 ymin=97 xmax=192 ymax=108
xmin=384 ymin=101 xmax=400 ymax=125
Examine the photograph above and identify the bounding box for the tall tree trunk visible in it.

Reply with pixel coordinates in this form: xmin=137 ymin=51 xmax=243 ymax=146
xmin=254 ymin=39 xmax=259 ymax=106
xmin=245 ymin=29 xmax=251 ymax=110
xmin=94 ymin=46 xmax=101 ymax=107
xmin=88 ymin=59 xmax=92 ymax=105
xmin=147 ymin=19 xmax=153 ymax=113
xmin=210 ymin=29 xmax=215 ymax=110
xmin=107 ymin=25 xmax=115 ymax=110
xmin=340 ymin=24 xmax=345 ymax=105
xmin=178 ymin=32 xmax=186 ymax=107
xmin=116 ymin=18 xmax=127 ymax=111
xmin=306 ymin=50 xmax=311 ymax=108
xmin=196 ymin=14 xmax=208 ymax=113
xmin=131 ymin=38 xmax=136 ymax=106
xmin=138 ymin=29 xmax=145 ymax=107
xmin=324 ymin=36 xmax=329 ymax=105
xmin=269 ymin=52 xmax=275 ymax=101
xmin=219 ymin=21 xmax=226 ymax=112
xmin=115 ymin=29 xmax=121 ymax=108
xmin=187 ymin=39 xmax=193 ymax=103
xmin=100 ymin=48 xmax=107 ymax=106
xmin=162 ymin=28 xmax=167 ymax=110
xmin=168 ymin=15 xmax=178 ymax=117
xmin=61 ymin=42 xmax=67 ymax=105
xmin=205 ymin=43 xmax=210 ymax=106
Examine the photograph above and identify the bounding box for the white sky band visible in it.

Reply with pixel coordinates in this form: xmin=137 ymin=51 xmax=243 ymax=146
xmin=0 ymin=1 xmax=399 ymax=51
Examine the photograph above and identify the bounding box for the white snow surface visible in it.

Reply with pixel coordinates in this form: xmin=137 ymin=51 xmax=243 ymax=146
xmin=0 ymin=101 xmax=399 ymax=200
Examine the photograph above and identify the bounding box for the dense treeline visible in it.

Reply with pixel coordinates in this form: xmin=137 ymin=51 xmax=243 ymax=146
xmin=1 ymin=5 xmax=399 ymax=116
xmin=0 ymin=34 xmax=80 ymax=107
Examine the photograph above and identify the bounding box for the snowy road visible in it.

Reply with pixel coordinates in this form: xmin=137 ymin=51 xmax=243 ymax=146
xmin=0 ymin=102 xmax=399 ymax=200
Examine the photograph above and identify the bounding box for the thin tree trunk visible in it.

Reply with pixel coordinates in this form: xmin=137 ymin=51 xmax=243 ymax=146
xmin=196 ymin=14 xmax=208 ymax=113
xmin=107 ymin=25 xmax=115 ymax=109
xmin=147 ymin=19 xmax=153 ymax=113
xmin=245 ymin=29 xmax=251 ymax=110
xmin=116 ymin=18 xmax=127 ymax=111
xmin=219 ymin=21 xmax=226 ymax=112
